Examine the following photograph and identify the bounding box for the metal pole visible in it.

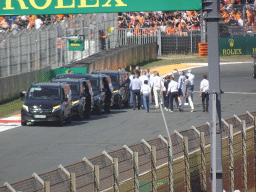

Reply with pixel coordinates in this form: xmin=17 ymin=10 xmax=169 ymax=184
xmin=243 ymin=4 xmax=246 ymax=37
xmin=204 ymin=0 xmax=223 ymax=191
xmin=190 ymin=29 xmax=193 ymax=54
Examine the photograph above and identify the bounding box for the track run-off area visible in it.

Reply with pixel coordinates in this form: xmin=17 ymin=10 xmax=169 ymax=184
xmin=0 ymin=62 xmax=255 ymax=186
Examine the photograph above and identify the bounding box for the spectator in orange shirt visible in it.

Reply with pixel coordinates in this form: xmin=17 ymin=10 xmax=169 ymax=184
xmin=166 ymin=25 xmax=176 ymax=35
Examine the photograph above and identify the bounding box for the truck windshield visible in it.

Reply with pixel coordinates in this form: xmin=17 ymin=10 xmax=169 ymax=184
xmin=109 ymin=74 xmax=119 ymax=85
xmin=90 ymin=79 xmax=99 ymax=90
xmin=66 ymin=82 xmax=80 ymax=95
xmin=27 ymin=87 xmax=60 ymax=100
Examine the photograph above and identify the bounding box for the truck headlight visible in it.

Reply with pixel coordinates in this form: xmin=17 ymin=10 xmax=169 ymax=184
xmin=22 ymin=105 xmax=29 ymax=112
xmin=72 ymin=100 xmax=79 ymax=106
xmin=52 ymin=105 xmax=61 ymax=112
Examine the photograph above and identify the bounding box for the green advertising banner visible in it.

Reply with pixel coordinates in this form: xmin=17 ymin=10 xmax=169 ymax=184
xmin=0 ymin=0 xmax=202 ymax=16
xmin=69 ymin=40 xmax=84 ymax=51
xmin=219 ymin=36 xmax=256 ymax=56
xmin=52 ymin=67 xmax=87 ymax=76
xmin=219 ymin=36 xmax=245 ymax=56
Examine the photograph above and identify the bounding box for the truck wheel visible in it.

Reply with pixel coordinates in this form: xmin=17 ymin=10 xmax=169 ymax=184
xmin=21 ymin=120 xmax=27 ymax=126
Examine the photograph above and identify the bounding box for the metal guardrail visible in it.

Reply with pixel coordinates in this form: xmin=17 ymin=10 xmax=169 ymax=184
xmin=0 ymin=111 xmax=255 ymax=192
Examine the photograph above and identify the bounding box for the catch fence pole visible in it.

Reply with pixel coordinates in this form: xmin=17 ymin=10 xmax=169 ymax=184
xmin=83 ymin=157 xmax=100 ymax=192
xmin=242 ymin=120 xmax=247 ymax=192
xmin=184 ymin=137 xmax=191 ymax=192
xmin=152 ymin=146 xmax=157 ymax=192
xmin=229 ymin=124 xmax=234 ymax=192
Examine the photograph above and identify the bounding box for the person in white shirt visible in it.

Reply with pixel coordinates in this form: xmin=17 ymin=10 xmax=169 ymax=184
xmin=187 ymin=69 xmax=195 ymax=95
xmin=181 ymin=75 xmax=195 ymax=112
xmin=129 ymin=72 xmax=135 ymax=103
xmin=139 ymin=70 xmax=149 ymax=107
xmin=177 ymin=71 xmax=185 ymax=106
xmin=199 ymin=75 xmax=209 ymax=112
xmin=139 ymin=71 xmax=149 ymax=85
xmin=35 ymin=17 xmax=43 ymax=29
xmin=166 ymin=76 xmax=180 ymax=112
xmin=151 ymin=71 xmax=163 ymax=108
xmin=150 ymin=71 xmax=156 ymax=103
xmin=140 ymin=80 xmax=151 ymax=113
xmin=145 ymin=69 xmax=150 ymax=79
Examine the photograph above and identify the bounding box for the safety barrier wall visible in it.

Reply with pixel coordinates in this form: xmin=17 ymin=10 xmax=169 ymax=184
xmin=1 ymin=111 xmax=255 ymax=192
xmin=0 ymin=66 xmax=54 ymax=104
xmin=63 ymin=43 xmax=158 ymax=74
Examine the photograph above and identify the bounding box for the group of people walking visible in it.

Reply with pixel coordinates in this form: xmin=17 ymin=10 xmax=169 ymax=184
xmin=128 ymin=66 xmax=210 ymax=113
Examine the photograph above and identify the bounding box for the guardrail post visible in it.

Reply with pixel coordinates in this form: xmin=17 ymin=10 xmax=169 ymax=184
xmin=4 ymin=182 xmax=21 ymax=192
xmin=113 ymin=158 xmax=119 ymax=192
xmin=191 ymin=125 xmax=206 ymax=192
xmin=175 ymin=131 xmax=191 ymax=192
xmin=103 ymin=151 xmax=119 ymax=192
xmin=70 ymin=173 xmax=76 ymax=192
xmin=142 ymin=139 xmax=157 ymax=192
xmin=200 ymin=132 xmax=206 ymax=192
xmin=44 ymin=181 xmax=50 ymax=192
xmin=83 ymin=157 xmax=100 ymax=192
xmin=151 ymin=146 xmax=157 ymax=192
xmin=254 ymin=115 xmax=256 ymax=191
xmin=158 ymin=135 xmax=174 ymax=192
xmin=184 ymin=137 xmax=191 ymax=192
xmin=229 ymin=124 xmax=234 ymax=192
xmin=59 ymin=165 xmax=76 ymax=192
xmin=123 ymin=145 xmax=139 ymax=192
xmin=242 ymin=120 xmax=247 ymax=192
xmin=133 ymin=152 xmax=139 ymax=192
xmin=94 ymin=165 xmax=100 ymax=192
xmin=32 ymin=173 xmax=50 ymax=192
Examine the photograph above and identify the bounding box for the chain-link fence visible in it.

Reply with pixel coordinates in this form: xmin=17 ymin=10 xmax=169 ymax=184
xmin=0 ymin=13 xmax=118 ymax=78
xmin=1 ymin=111 xmax=256 ymax=192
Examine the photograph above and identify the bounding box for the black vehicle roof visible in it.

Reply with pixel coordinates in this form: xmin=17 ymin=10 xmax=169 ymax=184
xmin=56 ymin=73 xmax=91 ymax=78
xmin=52 ymin=78 xmax=83 ymax=83
xmin=31 ymin=83 xmax=65 ymax=88
xmin=56 ymin=73 xmax=109 ymax=79
xmin=92 ymin=70 xmax=126 ymax=75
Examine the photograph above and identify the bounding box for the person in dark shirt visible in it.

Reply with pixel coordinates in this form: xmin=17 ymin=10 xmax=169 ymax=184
xmin=102 ymin=77 xmax=112 ymax=113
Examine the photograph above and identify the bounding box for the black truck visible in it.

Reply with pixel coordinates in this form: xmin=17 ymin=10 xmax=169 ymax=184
xmin=20 ymin=82 xmax=72 ymax=126
xmin=51 ymin=78 xmax=93 ymax=119
xmin=55 ymin=73 xmax=112 ymax=114
xmin=91 ymin=70 xmax=130 ymax=108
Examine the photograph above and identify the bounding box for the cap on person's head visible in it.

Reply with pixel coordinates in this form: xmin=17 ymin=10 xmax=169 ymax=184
xmin=144 ymin=80 xmax=148 ymax=84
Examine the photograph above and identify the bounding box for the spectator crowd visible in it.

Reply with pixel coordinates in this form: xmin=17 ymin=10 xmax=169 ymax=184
xmin=0 ymin=0 xmax=256 ymax=35
xmin=0 ymin=14 xmax=75 ymax=34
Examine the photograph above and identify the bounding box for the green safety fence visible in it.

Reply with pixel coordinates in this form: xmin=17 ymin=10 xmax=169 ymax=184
xmin=219 ymin=36 xmax=256 ymax=56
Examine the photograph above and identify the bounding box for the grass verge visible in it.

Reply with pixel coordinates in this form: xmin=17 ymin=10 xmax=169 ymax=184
xmin=0 ymin=99 xmax=23 ymax=118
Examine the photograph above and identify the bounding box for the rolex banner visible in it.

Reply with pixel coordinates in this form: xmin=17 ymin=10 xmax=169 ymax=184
xmin=0 ymin=0 xmax=202 ymax=16
xmin=219 ymin=36 xmax=256 ymax=56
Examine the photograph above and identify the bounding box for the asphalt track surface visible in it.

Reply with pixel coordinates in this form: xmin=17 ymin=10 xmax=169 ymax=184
xmin=0 ymin=62 xmax=255 ymax=186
